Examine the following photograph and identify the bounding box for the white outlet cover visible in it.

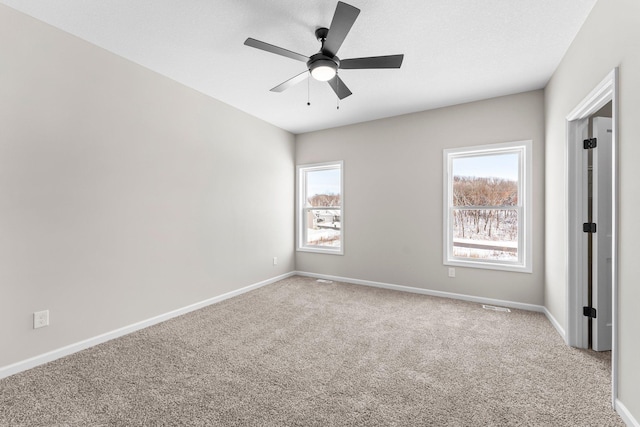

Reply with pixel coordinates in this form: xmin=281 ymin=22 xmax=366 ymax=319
xmin=34 ymin=310 xmax=49 ymax=329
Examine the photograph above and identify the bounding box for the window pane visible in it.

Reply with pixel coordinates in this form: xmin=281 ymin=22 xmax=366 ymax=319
xmin=298 ymin=162 xmax=343 ymax=254
xmin=306 ymin=169 xmax=341 ymax=207
xmin=452 ymin=208 xmax=518 ymax=261
xmin=444 ymin=141 xmax=531 ymax=272
xmin=452 ymin=153 xmax=518 ymax=207
xmin=306 ymin=208 xmax=341 ymax=247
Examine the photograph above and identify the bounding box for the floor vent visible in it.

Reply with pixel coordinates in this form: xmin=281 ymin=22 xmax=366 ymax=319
xmin=316 ymin=279 xmax=333 ymax=284
xmin=482 ymin=304 xmax=511 ymax=312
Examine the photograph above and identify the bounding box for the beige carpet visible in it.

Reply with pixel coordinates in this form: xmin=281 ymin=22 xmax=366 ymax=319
xmin=0 ymin=276 xmax=624 ymax=426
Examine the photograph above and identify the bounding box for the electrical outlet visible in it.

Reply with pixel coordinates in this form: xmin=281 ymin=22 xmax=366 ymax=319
xmin=34 ymin=310 xmax=49 ymax=329
xmin=273 ymin=256 xmax=278 ymax=266
xmin=448 ymin=267 xmax=456 ymax=278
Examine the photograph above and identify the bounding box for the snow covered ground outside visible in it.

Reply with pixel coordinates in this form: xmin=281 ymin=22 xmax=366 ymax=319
xmin=307 ymin=228 xmax=340 ymax=247
xmin=453 ymin=238 xmax=518 ymax=261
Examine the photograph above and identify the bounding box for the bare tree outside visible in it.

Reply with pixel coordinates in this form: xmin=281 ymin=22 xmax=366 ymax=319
xmin=308 ymin=194 xmax=341 ymax=207
xmin=452 ymin=173 xmax=519 ymax=260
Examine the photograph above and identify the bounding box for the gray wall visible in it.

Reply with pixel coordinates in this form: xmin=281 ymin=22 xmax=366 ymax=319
xmin=4 ymin=0 xmax=638 ymax=422
xmin=296 ymin=90 xmax=545 ymax=305
xmin=544 ymin=0 xmax=640 ymax=419
xmin=0 ymin=5 xmax=295 ymax=368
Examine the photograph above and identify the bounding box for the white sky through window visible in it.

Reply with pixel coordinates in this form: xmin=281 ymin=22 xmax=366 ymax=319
xmin=307 ymin=169 xmax=340 ymax=197
xmin=453 ymin=153 xmax=518 ymax=181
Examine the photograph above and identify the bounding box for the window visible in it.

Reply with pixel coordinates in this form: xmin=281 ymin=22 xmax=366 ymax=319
xmin=297 ymin=161 xmax=343 ymax=254
xmin=443 ymin=141 xmax=532 ymax=272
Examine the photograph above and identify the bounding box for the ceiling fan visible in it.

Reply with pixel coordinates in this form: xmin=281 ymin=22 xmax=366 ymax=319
xmin=244 ymin=1 xmax=404 ymax=100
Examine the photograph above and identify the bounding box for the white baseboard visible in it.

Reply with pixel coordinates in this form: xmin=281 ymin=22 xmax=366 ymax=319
xmin=543 ymin=307 xmax=566 ymax=342
xmin=3 ymin=270 xmax=634 ymax=424
xmin=0 ymin=272 xmax=295 ymax=380
xmin=617 ymin=399 xmax=640 ymax=427
xmin=296 ymin=271 xmax=546 ymax=313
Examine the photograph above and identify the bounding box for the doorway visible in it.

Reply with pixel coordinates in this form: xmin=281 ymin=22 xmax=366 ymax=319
xmin=566 ymin=69 xmax=618 ymax=406
xmin=587 ymin=113 xmax=612 ymax=351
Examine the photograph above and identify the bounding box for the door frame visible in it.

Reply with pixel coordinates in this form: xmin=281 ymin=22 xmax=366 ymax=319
xmin=565 ymin=68 xmax=618 ymax=406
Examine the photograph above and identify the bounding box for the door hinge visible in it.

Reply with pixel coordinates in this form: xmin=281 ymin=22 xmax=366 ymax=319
xmin=583 ymin=223 xmax=597 ymax=233
xmin=583 ymin=138 xmax=597 ymax=149
xmin=583 ymin=306 xmax=597 ymax=318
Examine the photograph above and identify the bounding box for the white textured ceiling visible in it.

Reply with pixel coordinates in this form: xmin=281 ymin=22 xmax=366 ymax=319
xmin=1 ymin=0 xmax=597 ymax=134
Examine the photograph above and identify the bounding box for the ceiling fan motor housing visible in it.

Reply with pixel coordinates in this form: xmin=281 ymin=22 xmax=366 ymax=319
xmin=307 ymin=53 xmax=339 ymax=81
xmin=308 ymin=27 xmax=340 ymax=81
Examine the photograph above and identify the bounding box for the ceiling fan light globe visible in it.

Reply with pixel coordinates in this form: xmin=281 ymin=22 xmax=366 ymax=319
xmin=311 ymin=65 xmax=337 ymax=81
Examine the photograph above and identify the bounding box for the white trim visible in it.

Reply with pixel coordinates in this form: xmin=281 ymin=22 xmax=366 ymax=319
xmin=611 ymin=67 xmax=620 ymax=410
xmin=567 ymin=71 xmax=615 ymax=120
xmin=543 ymin=307 xmax=566 ymax=341
xmin=616 ymin=399 xmax=640 ymax=427
xmin=296 ymin=271 xmax=545 ymax=313
xmin=0 ymin=272 xmax=295 ymax=380
xmin=442 ymin=140 xmax=533 ymax=273
xmin=296 ymin=161 xmax=344 ymax=255
xmin=565 ymin=68 xmax=618 ymax=407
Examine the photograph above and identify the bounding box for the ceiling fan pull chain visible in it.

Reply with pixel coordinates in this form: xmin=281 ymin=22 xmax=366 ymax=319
xmin=307 ymin=74 xmax=311 ymax=106
xmin=336 ymin=75 xmax=340 ymax=110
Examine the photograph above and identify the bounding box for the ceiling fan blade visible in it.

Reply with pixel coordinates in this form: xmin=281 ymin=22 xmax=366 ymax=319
xmin=340 ymin=54 xmax=404 ymax=69
xmin=270 ymin=70 xmax=310 ymax=92
xmin=244 ymin=38 xmax=308 ymax=62
xmin=323 ymin=2 xmax=360 ymax=57
xmin=327 ymin=75 xmax=353 ymax=100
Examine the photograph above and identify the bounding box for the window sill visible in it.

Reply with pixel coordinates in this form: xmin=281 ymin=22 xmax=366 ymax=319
xmin=444 ymin=259 xmax=532 ymax=274
xmin=297 ymin=246 xmax=344 ymax=255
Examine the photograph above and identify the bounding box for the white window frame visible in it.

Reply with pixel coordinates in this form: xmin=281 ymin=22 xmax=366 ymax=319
xmin=443 ymin=140 xmax=532 ymax=273
xmin=297 ymin=161 xmax=344 ymax=255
